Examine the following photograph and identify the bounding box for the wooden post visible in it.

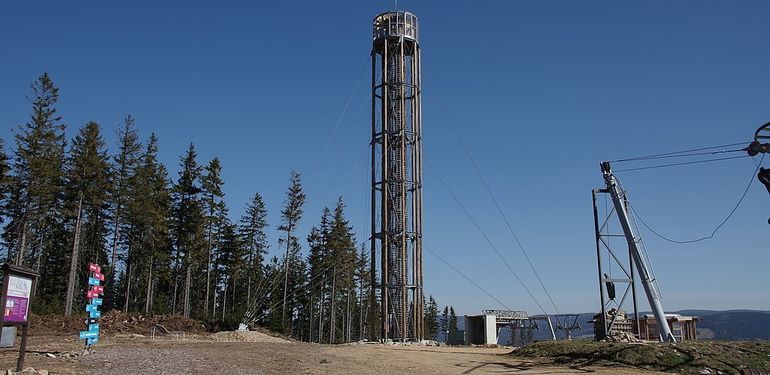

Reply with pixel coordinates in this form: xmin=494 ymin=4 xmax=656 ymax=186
xmin=17 ymin=324 xmax=29 ymax=371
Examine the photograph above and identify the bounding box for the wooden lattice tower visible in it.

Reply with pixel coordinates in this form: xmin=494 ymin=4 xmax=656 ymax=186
xmin=369 ymin=10 xmax=424 ymax=342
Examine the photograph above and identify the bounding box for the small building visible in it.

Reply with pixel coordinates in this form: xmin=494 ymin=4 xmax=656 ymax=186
xmin=464 ymin=314 xmax=497 ymax=345
xmin=465 ymin=310 xmax=545 ymax=346
xmin=633 ymin=314 xmax=700 ymax=341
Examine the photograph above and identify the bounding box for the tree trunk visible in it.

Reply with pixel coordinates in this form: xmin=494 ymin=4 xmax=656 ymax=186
xmin=222 ymin=277 xmax=227 ymax=320
xmin=183 ymin=261 xmax=192 ymax=318
xmin=319 ymin=280 xmax=325 ymax=344
xmin=64 ymin=195 xmax=84 ymax=317
xmin=212 ymin=251 xmax=220 ymax=318
xmin=309 ymin=293 xmax=314 ymax=343
xmin=346 ymin=289 xmax=351 ymax=343
xmin=204 ymin=216 xmax=214 ymax=316
xmin=359 ymin=271 xmax=365 ymax=340
xmin=15 ymin=218 xmax=27 ymax=265
xmin=246 ymin=249 xmax=253 ymax=310
xmin=172 ymin=275 xmax=178 ymax=314
xmin=124 ymin=263 xmax=132 ymax=313
xmin=330 ymin=268 xmax=336 ymax=344
xmin=231 ymin=277 xmax=237 ymax=315
xmin=281 ymin=226 xmax=292 ymax=331
xmin=108 ymin=204 xmax=121 ymax=303
xmin=144 ymin=255 xmax=153 ymax=314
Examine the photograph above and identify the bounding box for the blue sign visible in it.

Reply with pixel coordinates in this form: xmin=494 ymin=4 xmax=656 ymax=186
xmin=79 ymin=331 xmax=98 ymax=339
xmin=82 ymin=263 xmax=105 ymax=347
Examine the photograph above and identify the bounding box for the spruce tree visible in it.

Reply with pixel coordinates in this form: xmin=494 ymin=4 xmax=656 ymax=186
xmin=278 ymin=171 xmax=306 ymax=332
xmin=354 ymin=243 xmax=372 ymax=341
xmin=216 ymin=220 xmax=245 ymax=320
xmin=123 ymin=133 xmax=171 ymax=313
xmin=326 ymin=197 xmax=356 ymax=343
xmin=0 ymin=139 xmax=10 ymax=215
xmin=106 ymin=115 xmax=142 ymax=309
xmin=63 ymin=121 xmax=111 ymax=316
xmin=239 ymin=192 xmax=269 ymax=312
xmin=201 ymin=157 xmax=225 ymax=317
xmin=170 ymin=144 xmax=206 ymax=318
xmin=424 ymin=295 xmax=439 ymax=340
xmin=440 ymin=306 xmax=449 ymax=341
xmin=4 ymin=73 xmax=67 ymax=311
xmin=306 ymin=207 xmax=331 ymax=342
xmin=6 ymin=72 xmax=67 ymax=271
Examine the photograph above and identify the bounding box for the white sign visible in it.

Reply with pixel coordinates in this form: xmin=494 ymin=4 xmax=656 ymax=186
xmin=7 ymin=275 xmax=32 ymax=298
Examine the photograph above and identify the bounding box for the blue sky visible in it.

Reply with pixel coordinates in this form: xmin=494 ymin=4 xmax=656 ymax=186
xmin=1 ymin=1 xmax=769 ymax=315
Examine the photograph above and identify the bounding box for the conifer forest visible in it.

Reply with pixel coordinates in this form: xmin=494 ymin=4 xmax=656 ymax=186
xmin=1 ymin=73 xmax=455 ymax=343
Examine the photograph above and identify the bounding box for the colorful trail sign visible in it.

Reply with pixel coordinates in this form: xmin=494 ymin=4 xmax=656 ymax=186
xmin=80 ymin=263 xmax=104 ymax=347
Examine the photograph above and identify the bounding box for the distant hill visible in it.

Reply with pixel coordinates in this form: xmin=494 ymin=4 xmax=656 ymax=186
xmin=677 ymin=310 xmax=770 ymax=340
xmin=461 ymin=309 xmax=770 ymax=343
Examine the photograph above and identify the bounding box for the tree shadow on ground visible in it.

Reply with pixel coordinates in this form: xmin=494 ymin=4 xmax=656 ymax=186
xmin=455 ymin=359 xmax=595 ymax=374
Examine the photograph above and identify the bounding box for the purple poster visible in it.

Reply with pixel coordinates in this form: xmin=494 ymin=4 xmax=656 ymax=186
xmin=5 ymin=296 xmax=28 ymax=322
xmin=4 ymin=275 xmax=32 ymax=323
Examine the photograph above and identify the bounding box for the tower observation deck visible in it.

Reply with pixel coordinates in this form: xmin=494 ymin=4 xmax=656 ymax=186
xmin=369 ymin=11 xmax=424 ymax=342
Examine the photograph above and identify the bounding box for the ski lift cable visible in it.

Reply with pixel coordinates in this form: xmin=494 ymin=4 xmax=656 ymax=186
xmin=613 ymin=155 xmax=750 ymax=173
xmin=609 ymin=142 xmax=747 ymax=163
xmin=309 ymin=55 xmax=371 ymax=182
xmin=427 ymin=91 xmax=563 ymax=318
xmin=424 ymin=245 xmax=513 ymax=311
xmin=625 ymin=154 xmax=765 ymax=244
xmin=426 ymin=159 xmax=550 ymax=317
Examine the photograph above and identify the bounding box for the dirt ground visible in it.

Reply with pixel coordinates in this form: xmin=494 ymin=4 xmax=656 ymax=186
xmin=0 ymin=334 xmax=666 ymax=374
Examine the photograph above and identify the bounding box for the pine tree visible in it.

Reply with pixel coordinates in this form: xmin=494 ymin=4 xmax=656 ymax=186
xmin=201 ymin=157 xmax=225 ymax=317
xmin=0 ymin=139 xmax=11 ymax=260
xmin=123 ymin=133 xmax=171 ymax=314
xmin=4 ymin=73 xmax=68 ymax=311
xmin=306 ymin=208 xmax=331 ymax=342
xmin=354 ymin=243 xmax=372 ymax=341
xmin=424 ymin=295 xmax=439 ymax=340
xmin=170 ymin=144 xmax=206 ymax=318
xmin=440 ymin=306 xmax=449 ymax=341
xmin=326 ymin=197 xmax=356 ymax=343
xmin=0 ymin=139 xmax=11 ymax=217
xmin=449 ymin=306 xmax=458 ymax=331
xmin=216 ymin=219 xmax=245 ymax=320
xmin=63 ymin=121 xmax=111 ymax=316
xmin=239 ymin=192 xmax=269 ymax=312
xmin=278 ymin=171 xmax=306 ymax=332
xmin=106 ymin=115 xmax=142 ymax=309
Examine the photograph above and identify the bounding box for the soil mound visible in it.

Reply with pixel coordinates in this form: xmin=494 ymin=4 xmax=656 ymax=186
xmin=210 ymin=330 xmax=290 ymax=344
xmin=29 ymin=310 xmax=207 ymax=336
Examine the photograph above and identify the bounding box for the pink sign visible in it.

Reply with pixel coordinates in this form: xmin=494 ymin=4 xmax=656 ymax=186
xmin=4 ymin=296 xmax=28 ymax=322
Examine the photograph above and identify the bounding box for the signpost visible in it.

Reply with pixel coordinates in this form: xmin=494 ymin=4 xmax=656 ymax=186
xmin=80 ymin=263 xmax=104 ymax=348
xmin=0 ymin=263 xmax=39 ymax=372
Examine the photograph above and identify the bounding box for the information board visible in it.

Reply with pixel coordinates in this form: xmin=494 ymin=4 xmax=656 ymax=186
xmin=4 ymin=275 xmax=32 ymax=323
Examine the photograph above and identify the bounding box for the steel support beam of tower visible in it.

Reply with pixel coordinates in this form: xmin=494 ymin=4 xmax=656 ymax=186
xmin=600 ymin=162 xmax=676 ymax=342
xmin=369 ymin=11 xmax=423 ymax=342
xmin=592 ymin=188 xmax=640 ymax=340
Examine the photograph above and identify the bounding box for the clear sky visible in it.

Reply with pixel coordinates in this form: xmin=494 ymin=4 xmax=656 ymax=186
xmin=1 ymin=1 xmax=769 ymax=315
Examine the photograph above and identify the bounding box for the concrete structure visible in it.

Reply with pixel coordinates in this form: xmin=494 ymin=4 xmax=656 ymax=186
xmin=465 ymin=310 xmax=549 ymax=346
xmin=369 ymin=10 xmax=424 ymax=342
xmin=464 ymin=314 xmax=497 ymax=345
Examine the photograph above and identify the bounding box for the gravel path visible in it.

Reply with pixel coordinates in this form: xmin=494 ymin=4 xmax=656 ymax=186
xmin=1 ymin=335 xmax=666 ymax=374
